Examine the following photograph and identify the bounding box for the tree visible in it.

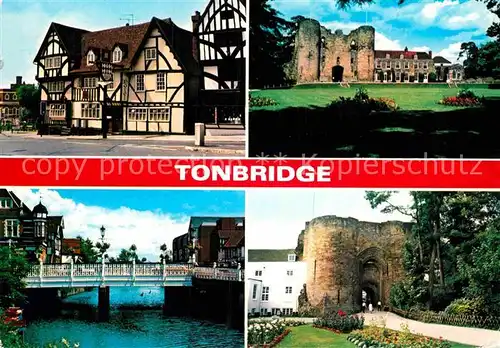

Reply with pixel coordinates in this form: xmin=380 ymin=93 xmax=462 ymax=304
xmin=459 ymin=41 xmax=500 ymax=78
xmin=249 ymin=0 xmax=294 ymax=88
xmin=77 ymin=237 xmax=99 ymax=263
xmin=0 ymin=246 xmax=30 ymax=308
xmin=159 ymin=243 xmax=172 ymax=263
xmin=112 ymin=244 xmax=143 ymax=263
xmin=365 ymin=191 xmax=500 ymax=313
xmin=15 ymin=84 xmax=40 ymax=123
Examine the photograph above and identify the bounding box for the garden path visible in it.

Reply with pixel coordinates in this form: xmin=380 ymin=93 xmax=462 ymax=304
xmin=362 ymin=312 xmax=500 ymax=347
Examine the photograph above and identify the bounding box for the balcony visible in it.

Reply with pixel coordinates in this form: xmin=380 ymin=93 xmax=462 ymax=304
xmin=73 ymin=87 xmax=100 ymax=102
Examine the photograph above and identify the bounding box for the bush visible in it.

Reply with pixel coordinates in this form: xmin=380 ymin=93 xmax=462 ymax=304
xmin=372 ymin=97 xmax=399 ymax=111
xmin=428 ymin=72 xmax=437 ymax=82
xmin=313 ymin=309 xmax=364 ymax=333
xmin=249 ymin=96 xmax=278 ymax=107
xmin=347 ymin=324 xmax=453 ymax=348
xmin=354 ymin=87 xmax=369 ymax=101
xmin=457 ymin=88 xmax=477 ymax=99
xmin=444 ymin=298 xmax=485 ymax=316
xmin=247 ymin=319 xmax=287 ymax=347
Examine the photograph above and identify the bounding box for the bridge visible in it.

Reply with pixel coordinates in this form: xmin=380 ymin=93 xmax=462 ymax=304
xmin=25 ymin=261 xmax=244 ymax=288
xmin=24 ymin=261 xmax=245 ymax=329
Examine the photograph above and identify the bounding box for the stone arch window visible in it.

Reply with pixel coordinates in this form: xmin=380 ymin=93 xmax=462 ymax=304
xmin=336 ymin=56 xmax=341 ymax=65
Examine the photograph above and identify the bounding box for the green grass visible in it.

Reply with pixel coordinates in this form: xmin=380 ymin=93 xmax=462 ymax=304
xmin=250 ymin=83 xmax=500 ymax=111
xmin=277 ymin=325 xmax=475 ymax=348
xmin=278 ymin=325 xmax=353 ymax=347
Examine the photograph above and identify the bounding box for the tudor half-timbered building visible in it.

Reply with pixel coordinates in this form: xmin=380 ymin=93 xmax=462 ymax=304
xmin=0 ymin=189 xmax=64 ymax=264
xmin=192 ymin=0 xmax=246 ymax=125
xmin=34 ymin=17 xmax=200 ymax=134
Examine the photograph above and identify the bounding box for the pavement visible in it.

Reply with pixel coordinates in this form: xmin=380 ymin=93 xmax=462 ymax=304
xmin=0 ymin=130 xmax=245 ymax=156
xmin=362 ymin=312 xmax=500 ymax=347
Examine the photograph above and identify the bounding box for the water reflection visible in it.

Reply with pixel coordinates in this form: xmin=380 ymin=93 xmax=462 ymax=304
xmin=24 ymin=287 xmax=243 ymax=348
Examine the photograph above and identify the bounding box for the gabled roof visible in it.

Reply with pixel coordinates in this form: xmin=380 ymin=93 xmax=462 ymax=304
xmin=154 ymin=17 xmax=199 ymax=73
xmin=375 ymin=50 xmax=431 ymax=60
xmin=248 ymin=249 xmax=296 ymax=262
xmin=219 ymin=229 xmax=244 ymax=247
xmin=71 ymin=21 xmax=150 ymax=73
xmin=34 ymin=23 xmax=89 ymax=62
xmin=0 ymin=189 xmax=32 ymax=213
xmin=433 ymin=56 xmax=452 ymax=64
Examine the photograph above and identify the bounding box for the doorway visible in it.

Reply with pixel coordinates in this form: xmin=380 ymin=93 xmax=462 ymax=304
xmin=106 ymin=106 xmax=123 ymax=134
xmin=332 ymin=65 xmax=344 ymax=82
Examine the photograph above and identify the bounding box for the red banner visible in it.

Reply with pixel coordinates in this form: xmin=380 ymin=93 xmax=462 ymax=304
xmin=0 ymin=157 xmax=497 ymax=188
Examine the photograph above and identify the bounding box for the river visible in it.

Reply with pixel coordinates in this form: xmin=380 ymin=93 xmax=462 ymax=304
xmin=23 ymin=287 xmax=244 ymax=348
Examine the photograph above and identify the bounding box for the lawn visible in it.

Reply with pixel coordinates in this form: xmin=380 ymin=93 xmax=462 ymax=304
xmin=278 ymin=325 xmax=353 ymax=347
xmin=250 ymin=83 xmax=500 ymax=111
xmin=248 ymin=83 xmax=500 ymax=158
xmin=278 ymin=325 xmax=475 ymax=348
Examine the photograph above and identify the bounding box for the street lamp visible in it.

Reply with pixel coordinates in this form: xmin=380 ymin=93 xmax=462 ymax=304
xmin=100 ymin=225 xmax=106 ymax=241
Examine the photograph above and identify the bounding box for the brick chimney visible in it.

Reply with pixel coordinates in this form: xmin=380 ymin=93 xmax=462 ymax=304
xmin=428 ymin=50 xmax=432 ymax=58
xmin=305 ymin=221 xmax=310 ymax=229
xmin=191 ymin=11 xmax=201 ymax=61
xmin=16 ymin=76 xmax=22 ymax=85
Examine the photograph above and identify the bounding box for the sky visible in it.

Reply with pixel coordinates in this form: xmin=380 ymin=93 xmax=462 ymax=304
xmin=0 ymin=0 xmax=208 ymax=87
xmin=272 ymin=0 xmax=496 ymax=63
xmin=7 ymin=188 xmax=245 ymax=261
xmin=246 ymin=189 xmax=413 ymax=250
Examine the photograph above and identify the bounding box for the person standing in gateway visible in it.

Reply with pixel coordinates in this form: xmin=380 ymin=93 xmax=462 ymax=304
xmin=362 ymin=301 xmax=366 ymax=313
xmin=378 ymin=300 xmax=382 ymax=311
xmin=368 ymin=303 xmax=373 ymax=312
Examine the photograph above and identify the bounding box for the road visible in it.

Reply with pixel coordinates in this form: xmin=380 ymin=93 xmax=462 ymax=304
xmin=0 ymin=133 xmax=244 ymax=157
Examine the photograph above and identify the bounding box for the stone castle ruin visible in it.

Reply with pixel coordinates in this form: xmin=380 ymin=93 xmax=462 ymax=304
xmin=287 ymin=19 xmax=375 ymax=83
xmin=298 ymin=215 xmax=413 ymax=313
xmin=286 ymin=18 xmax=462 ymax=84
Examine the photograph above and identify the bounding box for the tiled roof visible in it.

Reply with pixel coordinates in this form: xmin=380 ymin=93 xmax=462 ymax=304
xmin=433 ymin=56 xmax=452 ymax=64
xmin=248 ymin=249 xmax=296 ymax=262
xmin=219 ymin=229 xmax=244 ymax=247
xmin=72 ymin=21 xmax=150 ymax=73
xmin=62 ymin=238 xmax=81 ymax=254
xmin=375 ymin=50 xmax=431 ymax=60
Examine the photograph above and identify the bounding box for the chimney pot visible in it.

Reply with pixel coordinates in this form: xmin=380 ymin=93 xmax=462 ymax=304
xmin=429 ymin=50 xmax=432 ymax=58
xmin=16 ymin=76 xmax=22 ymax=85
xmin=305 ymin=221 xmax=310 ymax=228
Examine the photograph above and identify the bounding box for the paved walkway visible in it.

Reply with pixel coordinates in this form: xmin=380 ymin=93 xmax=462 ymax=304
xmin=362 ymin=312 xmax=500 ymax=347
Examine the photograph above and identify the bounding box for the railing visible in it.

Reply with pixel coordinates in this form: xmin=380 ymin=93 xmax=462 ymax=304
xmin=26 ymin=261 xmax=244 ymax=286
xmin=193 ymin=266 xmax=243 ymax=282
xmin=73 ymin=87 xmax=100 ymax=102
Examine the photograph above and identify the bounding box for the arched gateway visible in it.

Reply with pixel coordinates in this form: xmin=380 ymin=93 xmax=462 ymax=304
xmin=300 ymin=216 xmax=411 ymax=312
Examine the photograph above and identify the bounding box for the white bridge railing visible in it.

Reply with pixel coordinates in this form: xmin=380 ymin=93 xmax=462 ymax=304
xmin=26 ymin=261 xmax=244 ymax=286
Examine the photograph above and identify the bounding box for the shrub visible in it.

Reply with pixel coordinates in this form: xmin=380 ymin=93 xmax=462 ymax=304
xmin=347 ymin=324 xmax=453 ymax=347
xmin=313 ymin=309 xmax=364 ymax=333
xmin=456 ymin=88 xmax=477 ymax=99
xmin=284 ymin=320 xmax=307 ymax=327
xmin=438 ymin=96 xmax=482 ymax=107
xmin=249 ymin=96 xmax=278 ymax=107
xmin=354 ymin=87 xmax=369 ymax=101
xmin=444 ymin=298 xmax=485 ymax=316
xmin=247 ymin=319 xmax=287 ymax=347
xmin=428 ymin=72 xmax=437 ymax=82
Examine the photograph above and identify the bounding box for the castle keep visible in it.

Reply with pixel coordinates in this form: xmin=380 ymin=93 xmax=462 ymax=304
xmin=301 ymin=216 xmax=412 ymax=311
xmin=288 ymin=19 xmax=450 ymax=84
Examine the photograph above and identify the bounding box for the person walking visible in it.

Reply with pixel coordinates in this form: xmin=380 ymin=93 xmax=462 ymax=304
xmin=378 ymin=300 xmax=382 ymax=311
xmin=362 ymin=301 xmax=366 ymax=313
xmin=368 ymin=303 xmax=373 ymax=313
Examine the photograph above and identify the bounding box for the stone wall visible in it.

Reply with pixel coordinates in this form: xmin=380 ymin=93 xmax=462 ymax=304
xmin=302 ymin=215 xmax=411 ymax=312
xmin=289 ymin=19 xmax=375 ymax=83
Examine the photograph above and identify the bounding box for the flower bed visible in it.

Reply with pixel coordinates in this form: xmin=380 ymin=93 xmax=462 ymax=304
xmin=313 ymin=309 xmax=364 ymax=333
xmin=249 ymin=96 xmax=278 ymax=107
xmin=347 ymin=326 xmax=453 ymax=348
xmin=438 ymin=88 xmax=483 ymax=107
xmin=247 ymin=319 xmax=289 ymax=347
